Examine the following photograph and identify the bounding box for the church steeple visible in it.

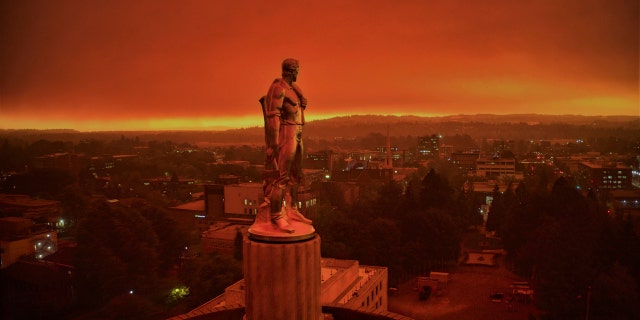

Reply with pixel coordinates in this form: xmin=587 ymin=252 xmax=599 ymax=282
xmin=385 ymin=124 xmax=392 ymax=169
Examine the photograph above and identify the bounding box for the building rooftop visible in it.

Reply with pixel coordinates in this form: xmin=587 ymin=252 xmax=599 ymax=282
xmin=169 ymin=200 xmax=205 ymax=212
xmin=169 ymin=257 xmax=403 ymax=320
xmin=580 ymin=161 xmax=630 ymax=169
xmin=0 ymin=194 xmax=60 ymax=208
xmin=202 ymin=222 xmax=247 ymax=241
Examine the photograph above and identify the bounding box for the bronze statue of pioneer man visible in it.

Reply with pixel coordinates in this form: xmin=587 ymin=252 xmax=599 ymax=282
xmin=259 ymin=58 xmax=313 ymax=233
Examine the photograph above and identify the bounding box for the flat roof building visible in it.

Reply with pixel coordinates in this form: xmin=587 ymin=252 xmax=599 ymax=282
xmin=168 ymin=257 xmax=397 ymax=319
xmin=579 ymin=161 xmax=632 ymax=190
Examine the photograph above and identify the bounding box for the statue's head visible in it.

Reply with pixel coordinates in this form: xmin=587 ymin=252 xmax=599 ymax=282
xmin=281 ymin=58 xmax=300 ymax=82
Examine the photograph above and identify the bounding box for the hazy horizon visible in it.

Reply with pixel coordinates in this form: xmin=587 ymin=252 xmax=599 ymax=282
xmin=1 ymin=113 xmax=638 ymax=133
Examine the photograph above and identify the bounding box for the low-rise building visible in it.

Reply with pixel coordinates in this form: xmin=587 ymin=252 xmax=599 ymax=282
xmin=201 ymin=222 xmax=248 ymax=256
xmin=0 ymin=194 xmax=63 ymax=232
xmin=167 ymin=199 xmax=209 ymax=235
xmin=476 ymin=158 xmax=517 ymax=178
xmin=1 ymin=217 xmax=58 ymax=269
xmin=204 ymin=182 xmax=318 ymax=224
xmin=451 ymin=152 xmax=480 ymax=174
xmin=579 ymin=161 xmax=632 ymax=190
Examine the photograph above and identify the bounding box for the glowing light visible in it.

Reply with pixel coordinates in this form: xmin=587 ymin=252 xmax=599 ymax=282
xmin=167 ymin=286 xmax=190 ymax=304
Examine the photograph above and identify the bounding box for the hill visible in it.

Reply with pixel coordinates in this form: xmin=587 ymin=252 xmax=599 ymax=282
xmin=1 ymin=114 xmax=638 ymax=146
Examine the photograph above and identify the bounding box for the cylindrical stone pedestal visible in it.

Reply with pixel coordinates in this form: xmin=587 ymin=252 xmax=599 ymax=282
xmin=243 ymin=234 xmax=322 ymax=320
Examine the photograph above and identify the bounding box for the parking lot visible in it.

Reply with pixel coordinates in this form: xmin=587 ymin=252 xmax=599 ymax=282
xmin=388 ymin=255 xmax=539 ymax=320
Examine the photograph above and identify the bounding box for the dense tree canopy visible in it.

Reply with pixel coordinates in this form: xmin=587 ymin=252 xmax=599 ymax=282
xmin=497 ymin=176 xmax=640 ymax=319
xmin=317 ymin=168 xmax=467 ymax=285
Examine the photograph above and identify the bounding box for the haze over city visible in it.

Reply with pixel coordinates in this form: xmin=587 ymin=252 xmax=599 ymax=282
xmin=1 ymin=0 xmax=638 ymax=131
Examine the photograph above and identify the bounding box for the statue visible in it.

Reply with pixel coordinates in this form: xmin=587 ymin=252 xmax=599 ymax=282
xmin=255 ymin=58 xmax=313 ymax=234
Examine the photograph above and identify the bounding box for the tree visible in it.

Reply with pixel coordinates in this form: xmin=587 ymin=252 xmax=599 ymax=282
xmin=98 ymin=293 xmax=162 ymax=320
xmin=179 ymin=253 xmax=242 ymax=307
xmin=501 ymin=182 xmax=544 ymax=276
xmin=75 ymin=200 xmax=161 ymax=308
xmin=135 ymin=201 xmax=190 ymax=271
xmin=3 ymin=168 xmax=75 ymax=197
xmin=530 ymin=178 xmax=616 ymax=318
xmin=485 ymin=184 xmax=505 ymax=233
xmin=420 ymin=168 xmax=451 ymax=210
xmin=58 ymin=184 xmax=91 ymax=235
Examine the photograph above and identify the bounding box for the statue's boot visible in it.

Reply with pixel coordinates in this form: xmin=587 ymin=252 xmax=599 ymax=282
xmin=254 ymin=204 xmax=271 ymax=224
xmin=287 ymin=207 xmax=313 ymax=224
xmin=272 ymin=213 xmax=294 ymax=233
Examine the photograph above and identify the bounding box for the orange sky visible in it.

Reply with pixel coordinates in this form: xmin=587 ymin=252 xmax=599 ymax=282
xmin=1 ymin=0 xmax=638 ymax=131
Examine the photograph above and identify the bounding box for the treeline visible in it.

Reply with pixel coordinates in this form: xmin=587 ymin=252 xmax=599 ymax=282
xmin=316 ymin=166 xmax=482 ymax=286
xmin=73 ymin=198 xmax=242 ymax=319
xmin=486 ymin=175 xmax=640 ymax=319
xmin=0 ymin=138 xmax=265 ymax=203
xmin=3 ymin=114 xmax=639 ymax=158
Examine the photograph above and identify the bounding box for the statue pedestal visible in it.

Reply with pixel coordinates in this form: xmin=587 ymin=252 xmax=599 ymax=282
xmin=243 ymin=234 xmax=322 ymax=320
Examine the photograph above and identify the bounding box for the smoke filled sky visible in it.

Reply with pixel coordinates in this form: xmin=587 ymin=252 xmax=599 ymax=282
xmin=1 ymin=0 xmax=638 ymax=131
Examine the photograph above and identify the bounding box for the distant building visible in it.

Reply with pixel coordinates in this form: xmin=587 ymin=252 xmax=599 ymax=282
xmin=222 ymin=183 xmax=263 ymax=224
xmin=205 ymin=184 xmax=225 ymax=220
xmin=201 ymin=222 xmax=248 ymax=256
xmin=417 ymin=135 xmax=440 ymax=159
xmin=579 ymin=161 xmax=632 ymax=190
xmin=87 ymin=154 xmax=138 ymax=172
xmin=306 ymin=150 xmax=336 ymax=171
xmin=554 ymin=154 xmax=601 ymax=175
xmin=475 ymin=158 xmax=517 ymax=178
xmin=451 ymin=152 xmax=480 ymax=174
xmin=203 ymin=181 xmax=318 ymax=225
xmin=31 ymin=152 xmax=85 ymax=173
xmin=142 ymin=177 xmax=196 ymax=189
xmin=439 ymin=145 xmax=453 ymax=160
xmin=0 ymin=194 xmax=64 ymax=233
xmin=610 ymin=190 xmax=640 ymax=233
xmin=331 ymin=168 xmax=394 ymax=185
xmin=519 ymin=153 xmax=548 ymax=175
xmin=486 ymin=139 xmax=514 ymax=158
xmin=214 ymin=174 xmax=241 ymax=185
xmin=167 ymin=200 xmax=208 ymax=234
xmin=0 ymin=217 xmax=58 ymax=269
xmin=208 ymin=160 xmax=251 ymax=170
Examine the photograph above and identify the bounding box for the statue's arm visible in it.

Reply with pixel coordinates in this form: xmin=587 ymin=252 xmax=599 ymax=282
xmin=265 ymin=85 xmax=285 ymax=147
xmin=291 ymin=83 xmax=307 ymax=109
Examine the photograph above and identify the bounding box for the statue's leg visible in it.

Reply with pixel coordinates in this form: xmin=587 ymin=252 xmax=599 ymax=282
xmin=285 ymin=130 xmax=312 ymax=224
xmin=268 ymin=126 xmax=299 ymax=232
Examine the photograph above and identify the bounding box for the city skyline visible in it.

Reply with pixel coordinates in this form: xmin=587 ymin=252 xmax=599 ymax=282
xmin=1 ymin=0 xmax=638 ymax=131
